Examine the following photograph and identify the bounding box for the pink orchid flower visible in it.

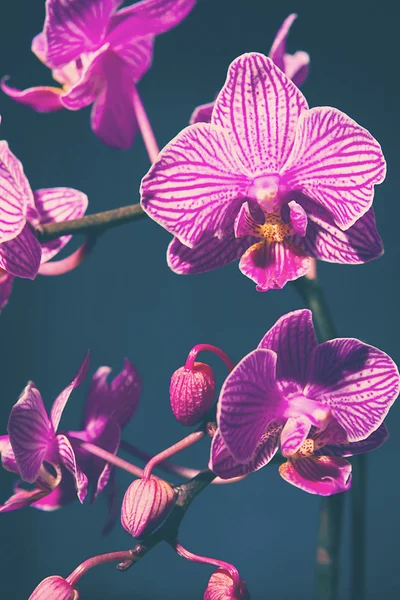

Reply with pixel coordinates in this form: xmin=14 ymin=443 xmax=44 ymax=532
xmin=2 ymin=0 xmax=196 ymax=149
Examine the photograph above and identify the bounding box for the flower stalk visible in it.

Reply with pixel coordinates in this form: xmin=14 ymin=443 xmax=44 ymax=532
xmin=132 ymin=85 xmax=160 ymax=164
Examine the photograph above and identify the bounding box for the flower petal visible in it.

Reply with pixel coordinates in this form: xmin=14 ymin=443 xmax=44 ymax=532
xmin=295 ymin=202 xmax=383 ymax=264
xmin=239 ymin=240 xmax=310 ymax=292
xmin=0 ymin=271 xmax=14 ymax=311
xmin=33 ymin=187 xmax=88 ymax=263
xmin=167 ymin=231 xmax=253 ymax=275
xmin=111 ymin=34 xmax=154 ymax=80
xmin=283 ymin=52 xmax=310 ymax=87
xmin=280 ymin=416 xmax=312 ymax=457
xmin=44 ymin=0 xmax=118 ymax=67
xmin=8 ymin=382 xmax=53 ymax=483
xmin=212 ymin=53 xmax=308 ymax=173
xmin=279 ymin=455 xmax=352 ymax=495
xmin=323 ymin=423 xmax=389 ymax=458
xmin=90 ymin=53 xmax=138 ymax=150
xmin=108 ymin=0 xmax=196 ymax=41
xmin=1 ymin=78 xmax=64 ymax=112
xmin=1 ymin=437 xmax=18 ymax=474
xmin=50 ymin=351 xmax=90 ymax=431
xmin=140 ymin=123 xmax=250 ymax=247
xmin=305 ymin=339 xmax=400 ymax=442
xmin=57 ymin=434 xmax=88 ymax=503
xmin=190 ymin=101 xmax=214 ymax=125
xmin=0 ymin=141 xmax=31 ymax=243
xmin=268 ymin=13 xmax=298 ymax=71
xmin=258 ymin=309 xmax=317 ymax=388
xmin=32 ymin=473 xmax=78 ymax=511
xmin=282 ymin=107 xmax=386 ymax=230
xmin=0 ymin=225 xmax=42 ymax=279
xmin=209 ymin=424 xmax=281 ymax=479
xmin=288 ymin=200 xmax=307 ymax=236
xmin=60 ymin=44 xmax=109 ymax=110
xmin=218 ymin=348 xmax=283 ymax=463
xmin=29 ymin=575 xmax=77 ymax=600
xmin=0 ymin=487 xmax=48 ymax=513
xmin=91 ymin=419 xmax=121 ymax=499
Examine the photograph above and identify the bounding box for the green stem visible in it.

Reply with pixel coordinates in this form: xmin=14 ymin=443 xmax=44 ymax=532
xmin=292 ymin=277 xmax=346 ymax=600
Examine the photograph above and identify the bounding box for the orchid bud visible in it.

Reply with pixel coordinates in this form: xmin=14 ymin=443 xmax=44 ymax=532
xmin=29 ymin=576 xmax=79 ymax=600
xmin=121 ymin=477 xmax=176 ymax=538
xmin=204 ymin=569 xmax=249 ymax=600
xmin=170 ymin=362 xmax=215 ymax=426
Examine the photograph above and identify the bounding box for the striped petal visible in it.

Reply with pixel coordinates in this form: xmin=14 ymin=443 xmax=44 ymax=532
xmin=1 ymin=79 xmax=64 ymax=112
xmin=111 ymin=34 xmax=154 ymax=79
xmin=57 ymin=434 xmax=88 ymax=503
xmin=29 ymin=575 xmax=77 ymax=600
xmin=239 ymin=240 xmax=310 ymax=292
xmin=108 ymin=0 xmax=196 ymax=41
xmin=209 ymin=423 xmax=282 ymax=479
xmin=305 ymin=339 xmax=400 ymax=442
xmin=0 ymin=486 xmax=48 ymax=513
xmin=258 ymin=309 xmax=317 ymax=388
xmin=140 ymin=123 xmax=250 ymax=247
xmin=33 ymin=187 xmax=88 ymax=263
xmin=1 ymin=437 xmax=18 ymax=473
xmin=0 ymin=225 xmax=42 ymax=279
xmin=60 ymin=44 xmax=108 ymax=111
xmin=44 ymin=0 xmax=118 ymax=67
xmin=323 ymin=423 xmax=389 ymax=457
xmin=50 ymin=351 xmax=90 ymax=431
xmin=167 ymin=232 xmax=253 ymax=275
xmin=32 ymin=473 xmax=78 ymax=511
xmin=281 ymin=107 xmax=386 ymax=230
xmin=0 ymin=142 xmax=31 ymax=243
xmin=218 ymin=348 xmax=283 ymax=463
xmin=90 ymin=53 xmax=138 ymax=150
xmin=212 ymin=53 xmax=308 ymax=174
xmin=8 ymin=382 xmax=54 ymax=483
xmin=0 ymin=271 xmax=14 ymax=311
xmin=279 ymin=455 xmax=352 ymax=495
xmin=190 ymin=101 xmax=214 ymax=125
xmin=268 ymin=13 xmax=297 ymax=71
xmin=296 ymin=203 xmax=383 ymax=264
xmin=280 ymin=415 xmax=312 ymax=457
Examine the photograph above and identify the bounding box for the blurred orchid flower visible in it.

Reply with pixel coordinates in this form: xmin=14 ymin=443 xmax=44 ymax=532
xmin=2 ymin=0 xmax=196 ymax=149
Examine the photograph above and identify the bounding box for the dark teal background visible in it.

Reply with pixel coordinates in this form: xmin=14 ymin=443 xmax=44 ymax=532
xmin=0 ymin=1 xmax=398 ymax=598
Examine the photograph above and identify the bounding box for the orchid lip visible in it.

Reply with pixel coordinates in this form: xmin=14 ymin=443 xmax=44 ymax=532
xmin=284 ymin=393 xmax=331 ymax=427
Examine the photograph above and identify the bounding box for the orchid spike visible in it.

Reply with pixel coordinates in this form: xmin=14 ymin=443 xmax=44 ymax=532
xmin=0 ymin=139 xmax=88 ymax=310
xmin=141 ymin=53 xmax=385 ymax=292
xmin=190 ymin=13 xmax=309 ymax=125
xmin=209 ymin=310 xmax=398 ymax=494
xmin=29 ymin=576 xmax=79 ymax=600
xmin=2 ymin=0 xmax=196 ymax=149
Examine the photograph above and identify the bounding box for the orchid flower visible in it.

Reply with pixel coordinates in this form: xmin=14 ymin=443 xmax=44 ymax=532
xmin=209 ymin=310 xmax=399 ymax=495
xmin=191 ymin=13 xmax=309 ymax=125
xmin=0 ymin=139 xmax=88 ymax=310
xmin=2 ymin=0 xmax=196 ymax=149
xmin=141 ymin=53 xmax=385 ymax=292
xmin=0 ymin=356 xmax=141 ymax=514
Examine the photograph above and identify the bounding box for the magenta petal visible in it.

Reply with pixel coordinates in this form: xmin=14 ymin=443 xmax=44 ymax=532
xmin=324 ymin=423 xmax=389 ymax=458
xmin=282 ymin=107 xmax=386 ymax=230
xmin=90 ymin=53 xmax=138 ymax=150
xmin=140 ymin=123 xmax=250 ymax=247
xmin=61 ymin=45 xmax=108 ymax=111
xmin=259 ymin=309 xmax=317 ymax=388
xmin=268 ymin=14 xmax=298 ymax=71
xmin=33 ymin=187 xmax=88 ymax=263
xmin=83 ymin=366 xmax=111 ymax=429
xmin=1 ymin=437 xmax=18 ymax=474
xmin=212 ymin=53 xmax=308 ymax=173
xmin=0 ymin=271 xmax=14 ymax=310
xmin=108 ymin=0 xmax=196 ymax=41
xmin=111 ymin=34 xmax=154 ymax=80
xmin=288 ymin=200 xmax=307 ymax=236
xmin=305 ymin=339 xmax=400 ymax=442
xmin=190 ymin=101 xmax=214 ymax=125
xmin=283 ymin=52 xmax=310 ymax=87
xmin=218 ymin=348 xmax=283 ymax=462
xmin=0 ymin=487 xmax=47 ymax=513
xmin=280 ymin=416 xmax=312 ymax=457
xmin=57 ymin=435 xmax=88 ymax=503
xmin=209 ymin=424 xmax=281 ymax=479
xmin=296 ymin=203 xmax=384 ymax=264
xmin=1 ymin=78 xmax=64 ymax=112
xmin=44 ymin=0 xmax=117 ymax=67
xmin=32 ymin=474 xmax=77 ymax=511
xmin=8 ymin=382 xmax=53 ymax=483
xmin=280 ymin=455 xmax=352 ymax=495
xmin=239 ymin=240 xmax=310 ymax=292
xmin=0 ymin=225 xmax=42 ymax=279
xmin=167 ymin=232 xmax=253 ymax=275
xmin=0 ymin=141 xmax=32 ymax=243
xmin=91 ymin=419 xmax=121 ymax=499
xmin=50 ymin=351 xmax=90 ymax=431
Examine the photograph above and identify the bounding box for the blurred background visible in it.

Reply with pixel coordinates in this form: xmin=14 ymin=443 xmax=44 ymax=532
xmin=0 ymin=0 xmax=398 ymax=598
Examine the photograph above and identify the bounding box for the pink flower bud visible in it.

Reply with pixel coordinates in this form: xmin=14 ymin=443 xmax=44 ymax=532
xmin=29 ymin=576 xmax=79 ymax=600
xmin=121 ymin=477 xmax=176 ymax=538
xmin=204 ymin=569 xmax=249 ymax=600
xmin=170 ymin=362 xmax=215 ymax=426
